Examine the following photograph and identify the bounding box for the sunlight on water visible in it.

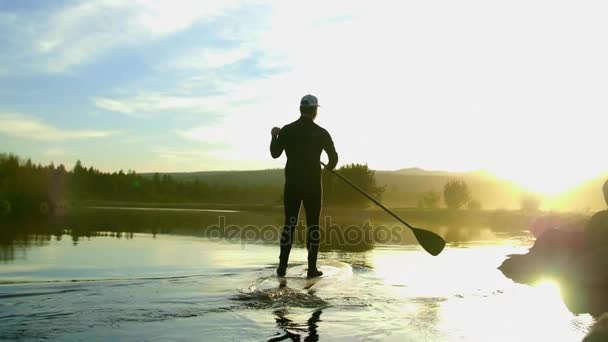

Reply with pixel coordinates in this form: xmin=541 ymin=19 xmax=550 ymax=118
xmin=0 ymin=234 xmax=596 ymax=341
xmin=436 ymin=276 xmax=593 ymax=342
xmin=369 ymin=246 xmax=593 ymax=341
xmin=371 ymin=245 xmax=526 ymax=297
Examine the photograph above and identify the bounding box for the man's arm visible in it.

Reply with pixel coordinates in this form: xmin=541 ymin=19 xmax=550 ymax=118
xmin=323 ymin=131 xmax=338 ymax=170
xmin=270 ymin=127 xmax=284 ymax=159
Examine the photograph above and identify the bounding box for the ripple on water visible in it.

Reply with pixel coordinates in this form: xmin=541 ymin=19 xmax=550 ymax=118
xmin=233 ymin=287 xmax=329 ymax=310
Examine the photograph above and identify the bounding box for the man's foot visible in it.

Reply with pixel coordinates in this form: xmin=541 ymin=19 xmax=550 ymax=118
xmin=277 ymin=265 xmax=287 ymax=277
xmin=307 ymin=269 xmax=323 ymax=278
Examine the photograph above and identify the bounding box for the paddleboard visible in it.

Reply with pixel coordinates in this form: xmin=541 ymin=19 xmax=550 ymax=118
xmin=249 ymin=261 xmax=352 ymax=292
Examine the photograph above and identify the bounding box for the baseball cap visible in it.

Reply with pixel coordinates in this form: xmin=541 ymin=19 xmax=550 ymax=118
xmin=300 ymin=94 xmax=320 ymax=107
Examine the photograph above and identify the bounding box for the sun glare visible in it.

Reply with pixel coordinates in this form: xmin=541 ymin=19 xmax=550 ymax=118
xmin=495 ymin=167 xmax=595 ymax=195
xmin=534 ymin=279 xmax=562 ymax=297
xmin=511 ymin=175 xmax=574 ymax=195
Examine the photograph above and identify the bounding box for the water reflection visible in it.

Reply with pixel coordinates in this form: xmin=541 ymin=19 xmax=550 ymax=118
xmin=269 ymin=309 xmax=322 ymax=342
xmin=2 ymin=205 xmax=604 ymax=338
xmin=0 ymin=207 xmax=384 ymax=262
xmin=0 ymin=229 xmax=596 ymax=341
xmin=0 ymin=206 xmax=538 ymax=264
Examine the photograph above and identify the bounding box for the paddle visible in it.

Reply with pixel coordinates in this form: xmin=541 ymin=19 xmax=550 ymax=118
xmin=321 ymin=162 xmax=446 ymax=256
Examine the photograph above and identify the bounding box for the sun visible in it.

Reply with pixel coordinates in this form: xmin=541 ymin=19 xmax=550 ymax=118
xmin=534 ymin=279 xmax=562 ymax=296
xmin=495 ymin=167 xmax=594 ymax=195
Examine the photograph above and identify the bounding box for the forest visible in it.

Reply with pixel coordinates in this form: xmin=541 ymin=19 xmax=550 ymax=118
xmin=0 ymin=153 xmax=384 ymax=218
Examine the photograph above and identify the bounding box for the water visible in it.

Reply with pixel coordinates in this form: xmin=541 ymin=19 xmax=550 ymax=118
xmin=0 ymin=228 xmax=595 ymax=341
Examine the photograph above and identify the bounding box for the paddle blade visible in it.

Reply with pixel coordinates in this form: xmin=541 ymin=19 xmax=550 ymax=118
xmin=412 ymin=228 xmax=446 ymax=256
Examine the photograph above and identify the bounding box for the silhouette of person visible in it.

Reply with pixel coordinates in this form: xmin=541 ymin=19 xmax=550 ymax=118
xmin=268 ymin=308 xmax=323 ymax=342
xmin=270 ymin=94 xmax=338 ymax=278
xmin=586 ymin=179 xmax=608 ymax=254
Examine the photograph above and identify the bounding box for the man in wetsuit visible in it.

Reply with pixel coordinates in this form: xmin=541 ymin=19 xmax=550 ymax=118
xmin=270 ymin=94 xmax=338 ymax=278
xmin=586 ymin=179 xmax=608 ymax=253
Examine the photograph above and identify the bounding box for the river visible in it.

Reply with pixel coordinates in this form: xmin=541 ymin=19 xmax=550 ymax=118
xmin=0 ymin=207 xmax=596 ymax=341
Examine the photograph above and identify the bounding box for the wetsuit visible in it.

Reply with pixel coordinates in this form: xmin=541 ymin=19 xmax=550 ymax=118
xmin=270 ymin=116 xmax=338 ymax=272
xmin=586 ymin=210 xmax=608 ymax=256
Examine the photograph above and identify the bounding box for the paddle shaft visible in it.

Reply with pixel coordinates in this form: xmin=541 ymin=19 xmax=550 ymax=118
xmin=321 ymin=162 xmax=416 ymax=231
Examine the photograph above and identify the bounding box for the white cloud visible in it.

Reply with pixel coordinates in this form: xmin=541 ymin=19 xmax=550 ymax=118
xmin=176 ymin=126 xmax=230 ymax=144
xmin=128 ymin=0 xmax=245 ymax=35
xmin=5 ymin=0 xmax=249 ymax=73
xmin=92 ymin=98 xmax=137 ymax=115
xmin=165 ymin=46 xmax=252 ymax=70
xmin=93 ymin=92 xmax=253 ymax=116
xmin=0 ymin=113 xmax=116 ymax=141
xmin=149 ymin=147 xmax=266 ymax=172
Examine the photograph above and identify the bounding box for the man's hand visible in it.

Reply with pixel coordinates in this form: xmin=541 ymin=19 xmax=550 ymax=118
xmin=271 ymin=127 xmax=281 ymax=137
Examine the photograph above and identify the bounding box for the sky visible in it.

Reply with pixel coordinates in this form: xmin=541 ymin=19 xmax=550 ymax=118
xmin=0 ymin=0 xmax=606 ymax=194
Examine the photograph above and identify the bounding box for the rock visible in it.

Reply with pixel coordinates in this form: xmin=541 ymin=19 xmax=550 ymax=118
xmin=499 ymin=228 xmax=608 ymax=316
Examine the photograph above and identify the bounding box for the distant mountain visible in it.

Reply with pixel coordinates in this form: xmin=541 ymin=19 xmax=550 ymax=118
xmin=376 ymin=169 xmax=525 ymax=209
xmin=141 ymin=168 xmax=607 ymax=211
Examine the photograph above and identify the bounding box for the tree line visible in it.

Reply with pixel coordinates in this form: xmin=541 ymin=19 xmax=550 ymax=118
xmin=0 ymin=154 xmax=279 ymax=217
xmin=0 ymin=154 xmax=386 ymax=217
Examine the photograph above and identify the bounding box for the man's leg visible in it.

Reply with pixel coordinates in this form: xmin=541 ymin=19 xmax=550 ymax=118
xmin=278 ymin=187 xmax=301 ymax=276
xmin=303 ymin=190 xmax=322 ymax=277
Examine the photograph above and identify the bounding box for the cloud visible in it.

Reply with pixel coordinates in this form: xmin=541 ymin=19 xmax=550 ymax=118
xmin=150 ymin=146 xmax=267 ymax=171
xmin=3 ymin=0 xmax=249 ymax=74
xmin=165 ymin=46 xmax=252 ymax=70
xmin=93 ymin=92 xmax=250 ymax=116
xmin=0 ymin=113 xmax=116 ymax=141
xmin=92 ymin=98 xmax=137 ymax=115
xmin=176 ymin=126 xmax=230 ymax=145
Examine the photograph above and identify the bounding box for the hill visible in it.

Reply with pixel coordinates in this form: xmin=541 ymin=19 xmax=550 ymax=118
xmin=141 ymin=168 xmax=608 ymax=210
xmin=375 ymin=169 xmax=525 ymax=209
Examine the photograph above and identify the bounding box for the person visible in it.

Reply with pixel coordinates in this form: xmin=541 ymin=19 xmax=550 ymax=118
xmin=270 ymin=94 xmax=338 ymax=278
xmin=586 ymin=179 xmax=608 ymax=253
